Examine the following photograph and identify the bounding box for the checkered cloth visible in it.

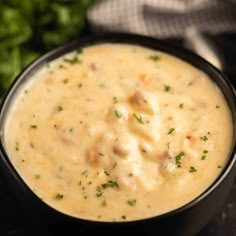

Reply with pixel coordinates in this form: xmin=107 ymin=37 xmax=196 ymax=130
xmin=88 ymin=0 xmax=236 ymax=38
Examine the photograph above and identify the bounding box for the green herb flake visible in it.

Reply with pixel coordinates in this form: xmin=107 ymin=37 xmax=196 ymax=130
xmin=63 ymin=55 xmax=81 ymax=64
xmin=30 ymin=125 xmax=37 ymax=129
xmin=168 ymin=128 xmax=175 ymax=135
xmin=149 ymin=55 xmax=160 ymax=61
xmin=216 ymin=105 xmax=220 ymax=109
xmin=201 ymin=155 xmax=206 ymax=160
xmin=179 ymin=103 xmax=184 ymax=108
xmin=113 ymin=96 xmax=118 ymax=103
xmin=127 ymin=199 xmax=137 ymax=206
xmin=200 ymin=136 xmax=208 ymax=141
xmin=57 ymin=106 xmax=63 ymax=112
xmin=175 ymin=152 xmax=185 ymax=168
xmin=164 ymin=84 xmax=171 ymax=92
xmin=99 ymin=152 xmax=104 ymax=156
xmin=121 ymin=215 xmax=126 ymax=220
xmin=35 ymin=174 xmax=41 ymax=179
xmin=55 ymin=193 xmax=64 ymax=200
xmin=167 ymin=142 xmax=170 ymax=150
xmin=203 ymin=150 xmax=209 ymax=154
xmin=115 ymin=110 xmax=122 ymax=118
xmin=133 ymin=113 xmax=144 ymax=124
xmin=189 ymin=166 xmax=197 ymax=173
xmin=78 ymin=83 xmax=83 ymax=88
xmin=102 ymin=200 xmax=107 ymax=206
xmin=218 ymin=165 xmax=222 ymax=168
xmin=63 ymin=79 xmax=68 ymax=84
xmin=82 ymin=170 xmax=88 ymax=177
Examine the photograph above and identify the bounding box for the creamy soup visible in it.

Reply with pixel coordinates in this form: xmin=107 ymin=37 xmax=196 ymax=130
xmin=4 ymin=44 xmax=233 ymax=222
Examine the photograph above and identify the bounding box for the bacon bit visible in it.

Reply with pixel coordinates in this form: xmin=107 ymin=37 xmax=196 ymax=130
xmin=87 ymin=148 xmax=100 ymax=166
xmin=139 ymin=74 xmax=150 ymax=84
xmin=113 ymin=144 xmax=128 ymax=158
xmin=130 ymin=90 xmax=147 ymax=106
xmin=186 ymin=135 xmax=197 ymax=143
xmin=160 ymin=151 xmax=171 ymax=158
xmin=89 ymin=63 xmax=99 ymax=71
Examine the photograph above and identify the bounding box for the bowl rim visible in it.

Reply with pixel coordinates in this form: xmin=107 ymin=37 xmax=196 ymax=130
xmin=0 ymin=32 xmax=235 ymax=224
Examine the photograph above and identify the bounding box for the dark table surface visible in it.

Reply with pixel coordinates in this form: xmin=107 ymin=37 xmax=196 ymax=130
xmin=0 ymin=32 xmax=235 ymax=236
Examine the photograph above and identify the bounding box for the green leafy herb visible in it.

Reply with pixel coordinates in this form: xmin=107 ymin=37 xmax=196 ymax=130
xmin=200 ymin=136 xmax=208 ymax=141
xmin=30 ymin=125 xmax=37 ymax=129
xmin=189 ymin=166 xmax=197 ymax=172
xmin=0 ymin=0 xmax=97 ymax=94
xmin=63 ymin=55 xmax=81 ymax=64
xmin=115 ymin=110 xmax=122 ymax=118
xmin=96 ymin=180 xmax=119 ymax=197
xmin=35 ymin=174 xmax=41 ymax=179
xmin=78 ymin=83 xmax=83 ymax=88
xmin=127 ymin=199 xmax=137 ymax=206
xmin=113 ymin=96 xmax=118 ymax=103
xmin=167 ymin=128 xmax=175 ymax=135
xmin=164 ymin=85 xmax=171 ymax=92
xmin=149 ymin=55 xmax=160 ymax=61
xmin=63 ymin=79 xmax=68 ymax=84
xmin=57 ymin=106 xmax=63 ymax=112
xmin=218 ymin=165 xmax=222 ymax=168
xmin=179 ymin=103 xmax=184 ymax=108
xmin=216 ymin=105 xmax=220 ymax=109
xmin=203 ymin=150 xmax=209 ymax=154
xmin=55 ymin=193 xmax=63 ymax=200
xmin=133 ymin=113 xmax=144 ymax=124
xmin=175 ymin=152 xmax=185 ymax=168
xmin=121 ymin=215 xmax=126 ymax=220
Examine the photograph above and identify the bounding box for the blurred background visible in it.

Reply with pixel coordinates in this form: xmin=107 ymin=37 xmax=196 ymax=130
xmin=0 ymin=0 xmax=236 ymax=235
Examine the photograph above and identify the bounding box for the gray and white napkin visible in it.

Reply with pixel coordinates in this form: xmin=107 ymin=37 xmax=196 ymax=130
xmin=88 ymin=0 xmax=236 ymax=38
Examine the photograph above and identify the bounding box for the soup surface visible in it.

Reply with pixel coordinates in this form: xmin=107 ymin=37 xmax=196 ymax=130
xmin=4 ymin=43 xmax=233 ymax=221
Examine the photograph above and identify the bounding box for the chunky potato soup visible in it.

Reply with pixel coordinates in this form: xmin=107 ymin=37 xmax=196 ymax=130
xmin=4 ymin=44 xmax=233 ymax=222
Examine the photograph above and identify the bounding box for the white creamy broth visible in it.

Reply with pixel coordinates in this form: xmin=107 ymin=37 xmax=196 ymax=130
xmin=4 ymin=43 xmax=233 ymax=222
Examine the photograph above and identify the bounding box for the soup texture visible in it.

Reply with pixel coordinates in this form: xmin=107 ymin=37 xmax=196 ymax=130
xmin=4 ymin=44 xmax=233 ymax=222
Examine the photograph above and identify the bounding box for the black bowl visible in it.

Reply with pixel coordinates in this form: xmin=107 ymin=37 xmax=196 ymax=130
xmin=0 ymin=33 xmax=235 ymax=236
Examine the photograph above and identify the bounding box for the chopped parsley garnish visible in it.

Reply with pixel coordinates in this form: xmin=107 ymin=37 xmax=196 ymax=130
xmin=133 ymin=113 xmax=144 ymax=124
xmin=168 ymin=128 xmax=175 ymax=135
xmin=96 ymin=180 xmax=119 ymax=198
xmin=82 ymin=170 xmax=88 ymax=177
xmin=99 ymin=152 xmax=104 ymax=156
xmin=115 ymin=110 xmax=122 ymax=118
xmin=104 ymin=171 xmax=110 ymax=176
xmin=57 ymin=106 xmax=63 ymax=112
xmin=218 ymin=165 xmax=222 ymax=168
xmin=189 ymin=166 xmax=197 ymax=172
xmin=101 ymin=180 xmax=119 ymax=189
xmin=59 ymin=64 xmax=65 ymax=69
xmin=121 ymin=215 xmax=126 ymax=220
xmin=179 ymin=103 xmax=184 ymax=108
xmin=203 ymin=150 xmax=209 ymax=154
xmin=167 ymin=142 xmax=170 ymax=150
xmin=35 ymin=174 xmax=41 ymax=179
xmin=78 ymin=83 xmax=83 ymax=88
xmin=175 ymin=152 xmax=185 ymax=168
xmin=149 ymin=55 xmax=160 ymax=61
xmin=55 ymin=193 xmax=64 ymax=200
xmin=164 ymin=84 xmax=171 ymax=92
xmin=113 ymin=96 xmax=118 ymax=103
xmin=200 ymin=136 xmax=208 ymax=141
xmin=201 ymin=155 xmax=206 ymax=160
xmin=63 ymin=79 xmax=68 ymax=84
xmin=216 ymin=105 xmax=220 ymax=109
xmin=63 ymin=55 xmax=81 ymax=64
xmin=127 ymin=199 xmax=137 ymax=206
xmin=30 ymin=125 xmax=37 ymax=129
